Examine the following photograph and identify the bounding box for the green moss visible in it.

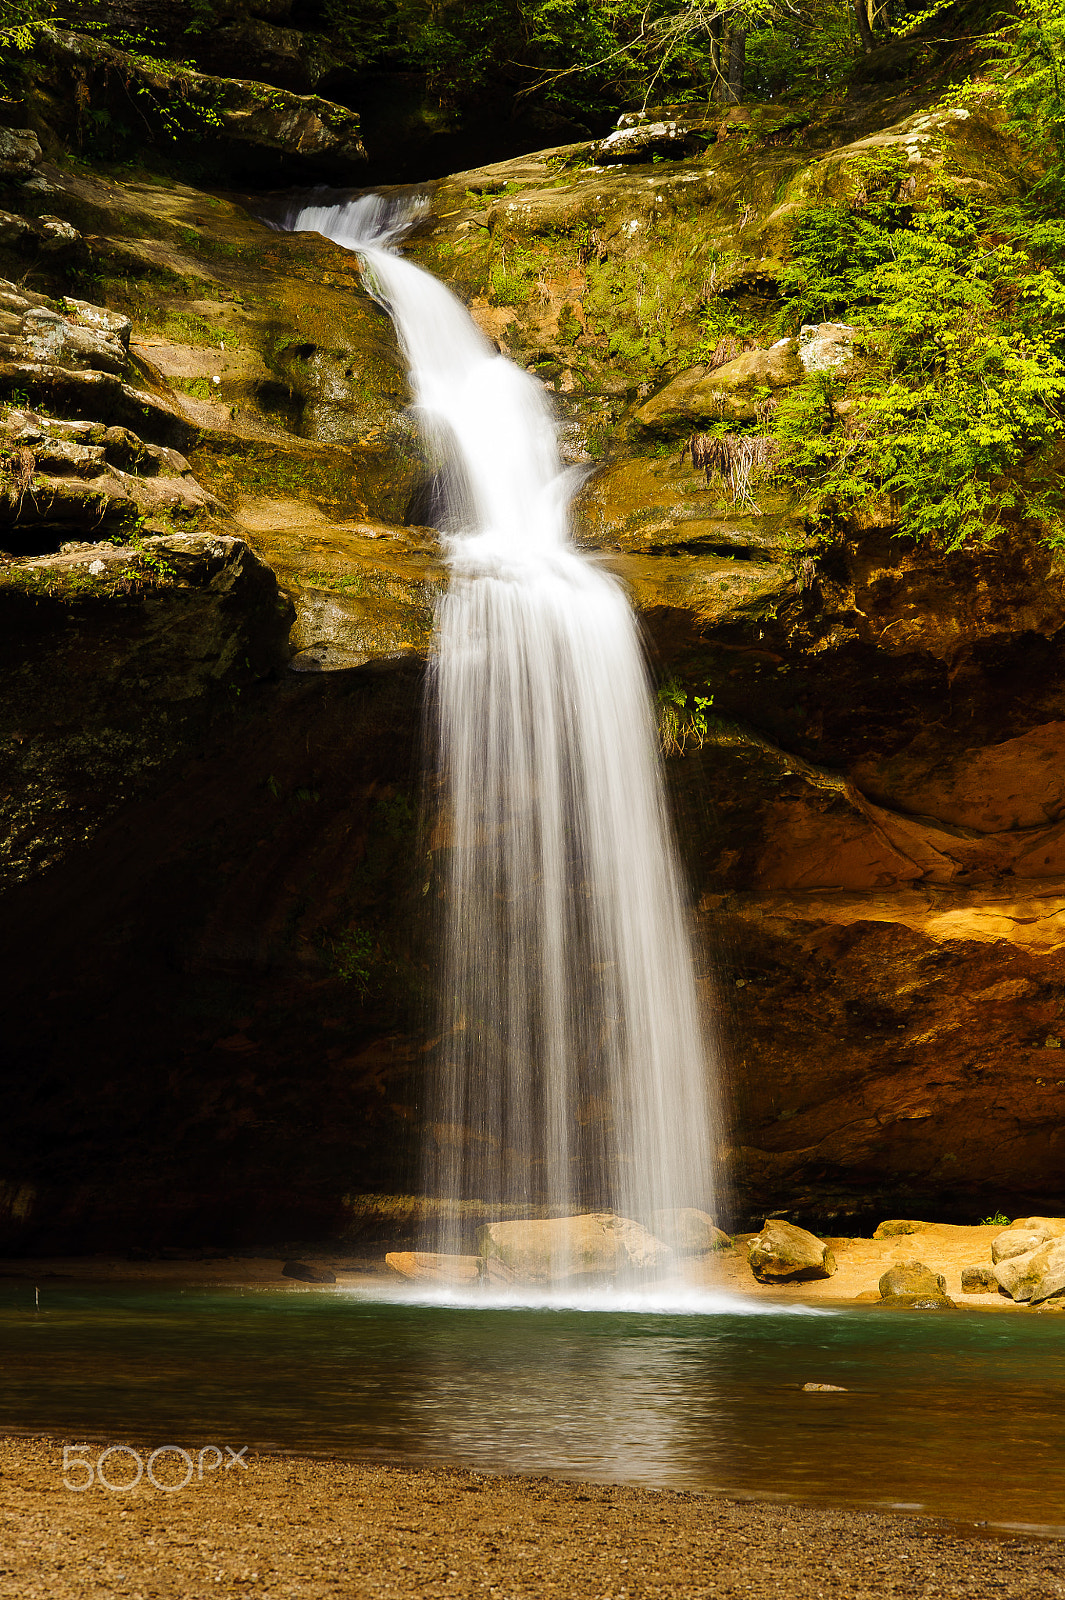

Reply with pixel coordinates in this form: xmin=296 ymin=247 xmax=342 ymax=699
xmin=135 ymin=308 xmax=236 ymax=349
xmin=302 ymin=569 xmax=366 ymax=595
xmin=191 ymin=442 xmax=359 ymax=509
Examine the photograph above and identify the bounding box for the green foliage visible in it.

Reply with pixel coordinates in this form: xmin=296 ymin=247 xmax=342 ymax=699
xmin=0 ymin=0 xmax=53 ymax=50
xmin=980 ymin=1211 xmax=1012 ymax=1227
xmin=329 ymin=926 xmax=376 ymax=990
xmin=317 ymin=0 xmax=869 ymax=124
xmin=657 ymin=676 xmax=714 ymax=755
xmin=990 ymin=0 xmax=1065 ymax=204
xmin=746 ymin=2 xmax=856 ymax=100
xmin=774 ymin=150 xmax=1065 ymax=550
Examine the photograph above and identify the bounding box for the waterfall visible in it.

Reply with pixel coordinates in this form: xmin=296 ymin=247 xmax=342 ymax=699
xmin=282 ymin=194 xmax=722 ymax=1278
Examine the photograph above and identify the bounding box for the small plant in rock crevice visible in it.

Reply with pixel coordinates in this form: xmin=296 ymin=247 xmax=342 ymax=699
xmin=657 ymin=676 xmax=714 ymax=756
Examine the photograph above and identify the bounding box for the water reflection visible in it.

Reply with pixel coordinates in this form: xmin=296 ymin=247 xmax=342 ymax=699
xmin=1 ymin=1283 xmax=1062 ymax=1533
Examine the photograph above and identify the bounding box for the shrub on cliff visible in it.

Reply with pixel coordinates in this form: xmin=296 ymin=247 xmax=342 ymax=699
xmin=769 ymin=0 xmax=1065 ymax=557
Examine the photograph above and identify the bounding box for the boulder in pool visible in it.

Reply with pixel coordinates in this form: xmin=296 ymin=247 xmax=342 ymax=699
xmin=875 ymin=1261 xmax=955 ymax=1310
xmin=477 ymin=1213 xmax=672 ymax=1283
xmin=282 ymin=1259 xmax=336 ymax=1283
xmin=747 ymin=1219 xmax=836 ymax=1283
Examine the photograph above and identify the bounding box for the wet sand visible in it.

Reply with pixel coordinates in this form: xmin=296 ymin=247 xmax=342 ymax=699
xmin=1 ymin=1435 xmax=1062 ymax=1599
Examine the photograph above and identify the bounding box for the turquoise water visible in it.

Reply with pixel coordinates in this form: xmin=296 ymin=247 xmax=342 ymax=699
xmin=1 ymin=1282 xmax=1062 ymax=1532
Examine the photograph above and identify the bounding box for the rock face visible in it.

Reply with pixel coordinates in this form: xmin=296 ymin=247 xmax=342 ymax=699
xmin=1 ymin=532 xmax=293 ymax=884
xmin=35 ymin=30 xmax=367 ymax=180
xmin=477 ymin=1215 xmax=672 ymax=1283
xmin=2 ymin=43 xmax=1065 ymax=1250
xmin=748 ymin=1219 xmax=836 ymax=1283
xmin=797 ymin=322 xmax=856 ymax=374
xmin=961 ymin=1266 xmax=998 ymax=1293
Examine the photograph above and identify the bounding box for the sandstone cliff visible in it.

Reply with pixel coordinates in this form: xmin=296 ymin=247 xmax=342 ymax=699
xmin=0 ymin=20 xmax=1062 ymax=1251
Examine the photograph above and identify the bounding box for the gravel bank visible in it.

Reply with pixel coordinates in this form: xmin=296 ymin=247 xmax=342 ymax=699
xmin=1 ymin=1436 xmax=1062 ymax=1599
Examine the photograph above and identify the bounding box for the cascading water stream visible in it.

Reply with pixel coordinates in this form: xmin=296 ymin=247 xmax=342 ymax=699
xmin=282 ymin=194 xmax=722 ymax=1280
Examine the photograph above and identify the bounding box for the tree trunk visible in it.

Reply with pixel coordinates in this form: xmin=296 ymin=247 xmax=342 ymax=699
xmin=726 ymin=24 xmax=746 ymax=104
xmin=709 ymin=15 xmax=728 ymax=102
xmin=853 ymin=0 xmax=875 ymax=53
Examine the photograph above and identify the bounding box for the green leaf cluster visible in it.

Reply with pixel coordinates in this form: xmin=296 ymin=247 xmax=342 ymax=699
xmin=0 ymin=0 xmax=54 ymax=52
xmin=774 ymin=150 xmax=1065 ymax=551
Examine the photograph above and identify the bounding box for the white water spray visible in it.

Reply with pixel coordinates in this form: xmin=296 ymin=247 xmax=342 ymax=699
xmin=283 ymin=194 xmax=722 ymax=1275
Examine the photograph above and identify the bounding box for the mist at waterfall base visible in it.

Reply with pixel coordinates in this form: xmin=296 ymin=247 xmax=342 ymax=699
xmin=282 ymin=194 xmax=721 ymax=1290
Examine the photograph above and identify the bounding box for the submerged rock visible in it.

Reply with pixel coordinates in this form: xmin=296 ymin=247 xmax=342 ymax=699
xmin=282 ymin=1260 xmax=336 ymax=1283
xmin=477 ymin=1214 xmax=672 ymax=1283
xmin=747 ymin=1219 xmax=836 ymax=1283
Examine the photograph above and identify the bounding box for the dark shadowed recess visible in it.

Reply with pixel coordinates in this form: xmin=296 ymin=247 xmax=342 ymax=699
xmin=0 ymin=660 xmax=430 ymax=1255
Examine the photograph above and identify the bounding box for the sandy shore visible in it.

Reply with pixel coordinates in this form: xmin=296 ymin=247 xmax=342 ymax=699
xmin=0 ymin=1222 xmax=1056 ymax=1309
xmin=1 ymin=1435 xmax=1062 ymax=1599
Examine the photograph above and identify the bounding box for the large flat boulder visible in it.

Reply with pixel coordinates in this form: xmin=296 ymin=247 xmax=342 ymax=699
xmin=477 ymin=1214 xmax=672 ymax=1284
xmin=386 ymin=1252 xmax=480 ymax=1286
xmin=594 ymin=119 xmax=705 ymax=164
